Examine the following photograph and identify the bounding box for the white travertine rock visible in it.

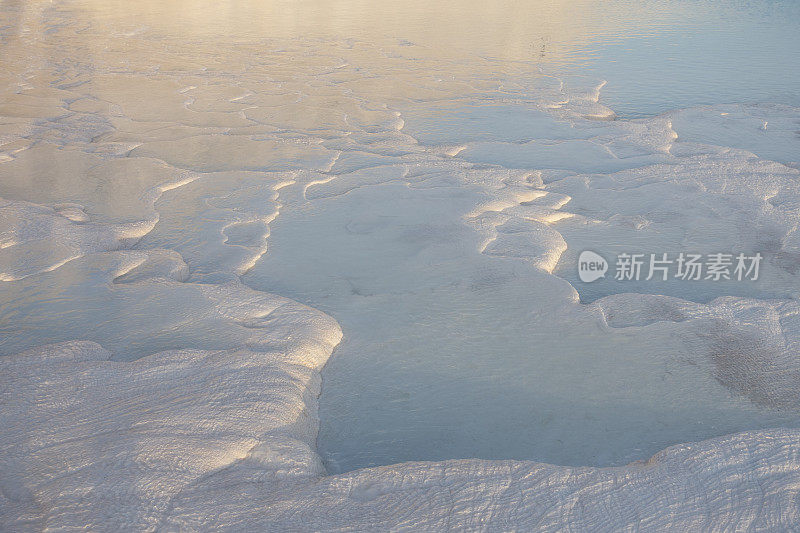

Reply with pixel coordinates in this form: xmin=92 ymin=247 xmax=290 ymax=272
xmin=2 ymin=1 xmax=800 ymax=530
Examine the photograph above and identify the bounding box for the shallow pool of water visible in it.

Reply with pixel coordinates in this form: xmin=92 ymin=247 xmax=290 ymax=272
xmin=2 ymin=0 xmax=800 ymax=476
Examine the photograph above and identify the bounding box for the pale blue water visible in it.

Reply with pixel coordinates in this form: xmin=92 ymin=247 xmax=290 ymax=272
xmin=3 ymin=0 xmax=799 ymax=477
xmin=563 ymin=1 xmax=800 ymax=117
xmin=237 ymin=0 xmax=800 ymax=474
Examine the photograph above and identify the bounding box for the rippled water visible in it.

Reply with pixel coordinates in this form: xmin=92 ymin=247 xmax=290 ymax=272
xmin=2 ymin=0 xmax=799 ymax=476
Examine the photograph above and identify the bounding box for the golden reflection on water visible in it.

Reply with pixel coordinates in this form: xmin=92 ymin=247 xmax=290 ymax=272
xmin=5 ymin=0 xmax=688 ymax=63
